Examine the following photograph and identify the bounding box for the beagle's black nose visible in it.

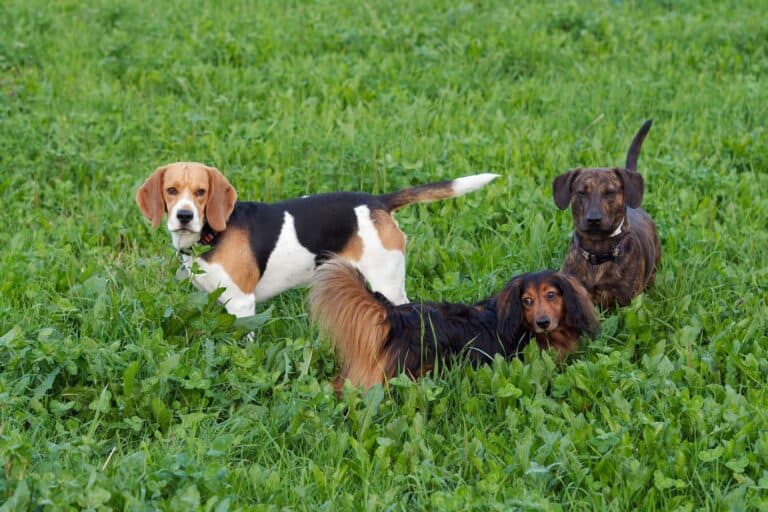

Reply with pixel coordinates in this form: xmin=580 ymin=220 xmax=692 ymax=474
xmin=177 ymin=209 xmax=194 ymax=224
xmin=536 ymin=317 xmax=551 ymax=329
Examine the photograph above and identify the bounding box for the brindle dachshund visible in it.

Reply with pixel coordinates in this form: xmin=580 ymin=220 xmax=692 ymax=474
xmin=310 ymin=259 xmax=599 ymax=391
xmin=552 ymin=120 xmax=661 ymax=308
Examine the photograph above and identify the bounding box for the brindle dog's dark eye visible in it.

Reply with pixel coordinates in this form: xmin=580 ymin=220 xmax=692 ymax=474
xmin=577 ymin=190 xmax=588 ymax=197
xmin=195 ymin=189 xmax=206 ymax=197
xmin=166 ymin=187 xmax=178 ymax=195
xmin=604 ymin=190 xmax=617 ymax=198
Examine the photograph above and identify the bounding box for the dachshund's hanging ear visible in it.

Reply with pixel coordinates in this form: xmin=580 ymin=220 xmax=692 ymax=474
xmin=205 ymin=166 xmax=237 ymax=232
xmin=495 ymin=275 xmax=525 ymax=350
xmin=558 ymin=273 xmax=600 ymax=338
xmin=136 ymin=165 xmax=168 ymax=228
xmin=552 ymin=169 xmax=579 ymax=210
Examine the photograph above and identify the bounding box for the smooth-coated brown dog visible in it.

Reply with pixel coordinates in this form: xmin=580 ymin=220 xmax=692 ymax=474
xmin=552 ymin=120 xmax=661 ymax=308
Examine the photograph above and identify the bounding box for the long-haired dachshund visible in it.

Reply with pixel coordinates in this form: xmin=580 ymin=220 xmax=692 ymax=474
xmin=309 ymin=259 xmax=599 ymax=391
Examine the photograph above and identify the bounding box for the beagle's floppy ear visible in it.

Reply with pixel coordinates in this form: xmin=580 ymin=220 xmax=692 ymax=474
xmin=205 ymin=166 xmax=237 ymax=232
xmin=552 ymin=169 xmax=578 ymax=210
xmin=495 ymin=275 xmax=526 ymax=350
xmin=136 ymin=165 xmax=168 ymax=228
xmin=616 ymin=168 xmax=644 ymax=209
xmin=557 ymin=273 xmax=600 ymax=338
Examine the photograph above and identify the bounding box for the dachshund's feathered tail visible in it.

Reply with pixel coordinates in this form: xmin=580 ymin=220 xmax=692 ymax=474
xmin=309 ymin=258 xmax=392 ymax=391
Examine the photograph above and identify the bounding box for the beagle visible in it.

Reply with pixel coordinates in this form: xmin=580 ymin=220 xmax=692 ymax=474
xmin=136 ymin=162 xmax=498 ymax=318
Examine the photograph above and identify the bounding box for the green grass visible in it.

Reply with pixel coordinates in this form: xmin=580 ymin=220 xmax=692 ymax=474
xmin=1 ymin=0 xmax=767 ymax=509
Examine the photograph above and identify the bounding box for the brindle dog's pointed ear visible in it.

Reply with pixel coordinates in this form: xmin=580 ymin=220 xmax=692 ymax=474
xmin=552 ymin=170 xmax=578 ymax=210
xmin=205 ymin=166 xmax=237 ymax=232
xmin=136 ymin=165 xmax=168 ymax=228
xmin=617 ymin=168 xmax=644 ymax=209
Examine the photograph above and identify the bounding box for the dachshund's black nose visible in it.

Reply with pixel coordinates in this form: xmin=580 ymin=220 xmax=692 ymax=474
xmin=177 ymin=209 xmax=194 ymax=224
xmin=536 ymin=317 xmax=551 ymax=329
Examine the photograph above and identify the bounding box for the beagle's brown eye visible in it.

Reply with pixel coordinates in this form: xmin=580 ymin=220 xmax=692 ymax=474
xmin=166 ymin=187 xmax=178 ymax=195
xmin=194 ymin=189 xmax=206 ymax=197
xmin=522 ymin=297 xmax=533 ymax=307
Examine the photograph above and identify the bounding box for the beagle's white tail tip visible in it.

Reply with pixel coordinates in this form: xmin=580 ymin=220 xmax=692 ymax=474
xmin=451 ymin=173 xmax=500 ymax=196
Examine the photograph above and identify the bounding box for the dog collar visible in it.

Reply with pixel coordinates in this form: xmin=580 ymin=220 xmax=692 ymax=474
xmin=177 ymin=225 xmax=219 ymax=255
xmin=198 ymin=225 xmax=219 ymax=246
xmin=574 ymin=230 xmax=628 ymax=266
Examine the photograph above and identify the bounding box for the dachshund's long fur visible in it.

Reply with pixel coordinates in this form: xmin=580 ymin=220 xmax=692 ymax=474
xmin=310 ymin=259 xmax=599 ymax=391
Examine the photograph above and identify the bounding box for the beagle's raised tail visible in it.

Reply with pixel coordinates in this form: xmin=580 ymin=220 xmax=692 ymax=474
xmin=381 ymin=173 xmax=499 ymax=211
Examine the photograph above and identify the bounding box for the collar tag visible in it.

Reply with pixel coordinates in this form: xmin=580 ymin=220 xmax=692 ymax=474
xmin=176 ymin=263 xmax=191 ymax=281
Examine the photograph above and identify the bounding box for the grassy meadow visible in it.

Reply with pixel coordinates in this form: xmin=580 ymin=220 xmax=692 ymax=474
xmin=1 ymin=0 xmax=767 ymax=509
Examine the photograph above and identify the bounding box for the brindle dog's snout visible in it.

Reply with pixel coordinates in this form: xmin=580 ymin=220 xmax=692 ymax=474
xmin=583 ymin=194 xmax=605 ymax=231
xmin=585 ymin=209 xmax=602 ymax=225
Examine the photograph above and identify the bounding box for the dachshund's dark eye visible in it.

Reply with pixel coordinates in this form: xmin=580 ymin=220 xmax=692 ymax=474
xmin=195 ymin=189 xmax=206 ymax=197
xmin=522 ymin=297 xmax=533 ymax=307
xmin=545 ymin=291 xmax=557 ymax=301
xmin=166 ymin=187 xmax=178 ymax=195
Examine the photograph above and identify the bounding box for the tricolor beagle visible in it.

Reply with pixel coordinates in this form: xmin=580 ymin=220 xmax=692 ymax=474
xmin=136 ymin=162 xmax=497 ymax=318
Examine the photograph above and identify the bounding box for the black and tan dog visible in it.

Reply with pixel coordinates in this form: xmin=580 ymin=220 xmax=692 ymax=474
xmin=310 ymin=259 xmax=599 ymax=391
xmin=552 ymin=120 xmax=661 ymax=308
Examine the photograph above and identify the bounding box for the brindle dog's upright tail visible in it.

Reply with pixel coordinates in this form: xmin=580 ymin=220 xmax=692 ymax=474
xmin=625 ymin=119 xmax=653 ymax=172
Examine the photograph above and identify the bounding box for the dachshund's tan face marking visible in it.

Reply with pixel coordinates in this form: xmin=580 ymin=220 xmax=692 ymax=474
xmin=521 ymin=281 xmax=565 ymax=334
